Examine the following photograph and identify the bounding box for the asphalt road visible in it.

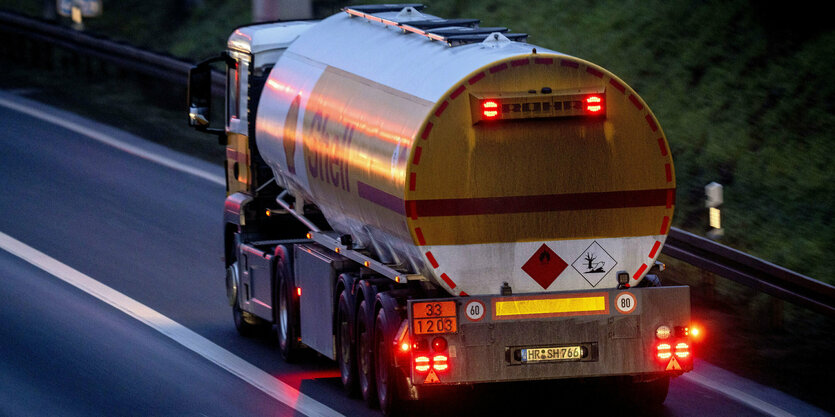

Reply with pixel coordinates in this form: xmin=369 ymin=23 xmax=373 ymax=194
xmin=0 ymin=90 xmax=827 ymax=417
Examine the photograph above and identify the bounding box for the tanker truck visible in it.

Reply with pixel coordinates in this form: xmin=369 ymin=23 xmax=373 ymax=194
xmin=187 ymin=4 xmax=692 ymax=414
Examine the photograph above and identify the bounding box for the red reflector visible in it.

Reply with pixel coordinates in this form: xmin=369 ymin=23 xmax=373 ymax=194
xmin=482 ymin=100 xmax=500 ymax=119
xmin=415 ymin=356 xmax=430 ymax=373
xmin=656 ymin=343 xmax=672 ymax=360
xmin=432 ymin=337 xmax=447 ymax=352
xmin=585 ymin=95 xmax=604 ymax=113
xmin=432 ymin=354 xmax=449 ymax=372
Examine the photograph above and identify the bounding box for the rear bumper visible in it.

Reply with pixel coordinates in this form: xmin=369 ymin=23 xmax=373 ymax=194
xmin=405 ymin=286 xmax=692 ymax=386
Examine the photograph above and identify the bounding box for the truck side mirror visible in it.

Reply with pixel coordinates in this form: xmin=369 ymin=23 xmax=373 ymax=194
xmin=187 ymin=63 xmax=213 ymax=129
xmin=187 ymin=53 xmax=234 ymax=142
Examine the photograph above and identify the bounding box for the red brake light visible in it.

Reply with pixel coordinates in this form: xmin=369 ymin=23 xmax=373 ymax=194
xmin=432 ymin=354 xmax=449 ymax=372
xmin=585 ymin=95 xmax=604 ymax=113
xmin=656 ymin=343 xmax=672 ymax=360
xmin=482 ymin=100 xmax=500 ymax=119
xmin=675 ymin=342 xmax=690 ymax=359
xmin=415 ymin=356 xmax=430 ymax=372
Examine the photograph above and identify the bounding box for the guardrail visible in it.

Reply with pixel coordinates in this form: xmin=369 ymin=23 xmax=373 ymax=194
xmin=2 ymin=9 xmax=833 ymax=317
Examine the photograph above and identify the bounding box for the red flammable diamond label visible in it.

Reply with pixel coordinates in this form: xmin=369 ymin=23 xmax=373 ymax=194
xmin=521 ymin=244 xmax=568 ymax=289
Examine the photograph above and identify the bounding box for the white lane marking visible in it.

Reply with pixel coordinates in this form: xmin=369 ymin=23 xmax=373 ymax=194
xmin=681 ymin=372 xmax=795 ymax=417
xmin=0 ymin=96 xmax=225 ymax=186
xmin=0 ymin=231 xmax=343 ymax=417
xmin=0 ymin=94 xmax=810 ymax=416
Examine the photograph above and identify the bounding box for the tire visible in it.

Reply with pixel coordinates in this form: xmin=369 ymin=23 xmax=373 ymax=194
xmin=277 ymin=270 xmax=300 ymax=362
xmin=356 ymin=299 xmax=377 ymax=407
xmin=375 ymin=308 xmax=407 ymax=416
xmin=230 ymin=262 xmax=268 ymax=337
xmin=336 ymin=289 xmax=358 ymax=395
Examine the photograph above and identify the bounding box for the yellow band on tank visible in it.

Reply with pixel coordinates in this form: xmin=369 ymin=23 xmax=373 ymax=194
xmin=493 ymin=294 xmax=609 ymax=320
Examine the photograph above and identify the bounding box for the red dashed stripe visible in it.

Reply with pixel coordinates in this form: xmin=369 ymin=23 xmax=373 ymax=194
xmin=609 ymin=79 xmax=625 ymax=94
xmin=629 ymin=95 xmax=644 ymax=110
xmin=459 ymin=291 xmax=469 ymax=296
xmin=649 ymin=241 xmax=661 ymax=258
xmin=409 ymin=200 xmax=418 ymax=220
xmin=560 ymin=59 xmax=579 ymax=68
xmin=468 ymin=72 xmax=485 ymax=85
xmin=434 ymin=100 xmax=449 ymax=117
xmin=426 ymin=251 xmax=439 ymax=268
xmin=646 ymin=115 xmax=658 ymax=132
xmin=415 ymin=227 xmax=426 ymax=245
xmin=657 ymin=137 xmax=668 ymax=156
xmin=660 ymin=216 xmax=670 ymax=234
xmin=421 ymin=122 xmax=433 ymax=139
xmin=409 ymin=172 xmax=417 ymax=191
xmin=586 ymin=67 xmax=604 ymax=78
xmin=489 ymin=63 xmax=508 ymax=73
xmin=441 ymin=273 xmax=457 ymax=289
xmin=665 ymin=163 xmax=673 ymax=182
xmin=450 ymin=85 xmax=466 ymax=99
xmin=511 ymin=58 xmax=529 ymax=67
xmin=534 ymin=57 xmax=553 ymax=65
xmin=413 ymin=146 xmax=422 ymax=165
xmin=634 ymin=263 xmax=648 ymax=280
xmin=666 ymin=189 xmax=675 ymax=209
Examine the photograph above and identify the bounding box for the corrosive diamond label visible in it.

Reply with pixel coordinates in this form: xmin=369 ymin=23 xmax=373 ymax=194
xmin=572 ymin=241 xmax=617 ymax=287
xmin=522 ymin=244 xmax=568 ymax=289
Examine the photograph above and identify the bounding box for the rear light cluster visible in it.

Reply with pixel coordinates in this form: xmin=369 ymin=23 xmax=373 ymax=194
xmin=655 ymin=325 xmax=692 ymax=363
xmin=413 ymin=336 xmax=450 ymax=373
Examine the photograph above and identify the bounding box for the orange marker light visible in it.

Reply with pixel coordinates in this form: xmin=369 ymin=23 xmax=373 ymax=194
xmin=296 ymin=287 xmax=302 ymax=297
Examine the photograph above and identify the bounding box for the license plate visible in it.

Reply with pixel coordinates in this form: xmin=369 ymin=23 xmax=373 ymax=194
xmin=412 ymin=301 xmax=457 ymax=334
xmin=521 ymin=345 xmax=584 ymax=363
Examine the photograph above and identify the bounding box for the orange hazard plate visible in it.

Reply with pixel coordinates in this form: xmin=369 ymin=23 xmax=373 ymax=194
xmin=412 ymin=301 xmax=457 ymax=334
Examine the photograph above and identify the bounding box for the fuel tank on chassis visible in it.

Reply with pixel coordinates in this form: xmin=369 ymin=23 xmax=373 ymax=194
xmin=255 ymin=11 xmax=675 ymax=296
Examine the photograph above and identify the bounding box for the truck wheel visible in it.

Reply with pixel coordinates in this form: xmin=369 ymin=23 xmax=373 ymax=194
xmin=375 ymin=308 xmax=407 ymax=416
xmin=230 ymin=262 xmax=268 ymax=337
xmin=336 ymin=289 xmax=358 ymax=395
xmin=277 ymin=272 xmax=300 ymax=362
xmin=356 ymin=299 xmax=377 ymax=407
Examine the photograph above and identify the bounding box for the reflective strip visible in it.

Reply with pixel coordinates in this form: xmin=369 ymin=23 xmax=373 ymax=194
xmin=493 ymin=294 xmax=608 ymax=320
